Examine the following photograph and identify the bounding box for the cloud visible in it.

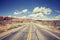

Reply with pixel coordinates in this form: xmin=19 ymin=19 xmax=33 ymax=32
xmin=12 ymin=6 xmax=60 ymax=20
xmin=28 ymin=13 xmax=50 ymax=20
xmin=33 ymin=7 xmax=52 ymax=15
xmin=28 ymin=7 xmax=52 ymax=20
xmin=55 ymin=10 xmax=60 ymax=13
xmin=14 ymin=11 xmax=19 ymax=15
xmin=29 ymin=14 xmax=38 ymax=17
xmin=8 ymin=15 xmax=11 ymax=17
xmin=29 ymin=13 xmax=44 ymax=17
xmin=13 ymin=16 xmax=17 ymax=18
xmin=13 ymin=16 xmax=27 ymax=18
xmin=54 ymin=15 xmax=60 ymax=20
xmin=20 ymin=16 xmax=27 ymax=18
xmin=14 ymin=9 xmax=28 ymax=15
xmin=22 ymin=9 xmax=28 ymax=13
xmin=33 ymin=7 xmax=40 ymax=13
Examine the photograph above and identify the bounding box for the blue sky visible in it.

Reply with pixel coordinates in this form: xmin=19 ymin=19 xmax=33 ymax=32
xmin=0 ymin=0 xmax=60 ymax=20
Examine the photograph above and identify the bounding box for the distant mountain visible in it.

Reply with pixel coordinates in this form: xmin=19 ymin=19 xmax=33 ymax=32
xmin=0 ymin=16 xmax=12 ymax=21
xmin=36 ymin=20 xmax=60 ymax=27
xmin=0 ymin=16 xmax=34 ymax=22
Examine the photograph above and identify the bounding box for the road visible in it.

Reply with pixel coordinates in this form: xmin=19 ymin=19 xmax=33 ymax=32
xmin=0 ymin=22 xmax=60 ymax=40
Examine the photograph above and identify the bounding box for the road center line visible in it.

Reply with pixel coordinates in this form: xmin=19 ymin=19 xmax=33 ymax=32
xmin=27 ymin=26 xmax=32 ymax=40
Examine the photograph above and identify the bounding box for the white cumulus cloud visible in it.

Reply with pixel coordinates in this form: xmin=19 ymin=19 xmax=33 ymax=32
xmin=20 ymin=16 xmax=27 ymax=18
xmin=12 ymin=6 xmax=60 ymax=20
xmin=29 ymin=13 xmax=44 ymax=17
xmin=8 ymin=15 xmax=11 ymax=17
xmin=28 ymin=13 xmax=50 ymax=20
xmin=54 ymin=15 xmax=60 ymax=20
xmin=55 ymin=10 xmax=60 ymax=13
xmin=14 ymin=11 xmax=19 ymax=15
xmin=22 ymin=9 xmax=28 ymax=13
xmin=33 ymin=7 xmax=52 ymax=15
xmin=14 ymin=9 xmax=28 ymax=15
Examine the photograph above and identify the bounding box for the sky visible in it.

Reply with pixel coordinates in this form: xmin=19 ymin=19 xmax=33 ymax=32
xmin=0 ymin=0 xmax=60 ymax=20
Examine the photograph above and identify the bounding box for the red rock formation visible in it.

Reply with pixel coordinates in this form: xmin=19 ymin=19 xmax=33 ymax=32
xmin=4 ymin=17 xmax=12 ymax=20
xmin=0 ymin=16 xmax=4 ymax=21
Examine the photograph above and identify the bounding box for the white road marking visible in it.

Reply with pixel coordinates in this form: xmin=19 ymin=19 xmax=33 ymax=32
xmin=33 ymin=23 xmax=60 ymax=40
xmin=0 ymin=24 xmax=27 ymax=40
xmin=33 ymin=24 xmax=47 ymax=40
xmin=41 ymin=29 xmax=60 ymax=40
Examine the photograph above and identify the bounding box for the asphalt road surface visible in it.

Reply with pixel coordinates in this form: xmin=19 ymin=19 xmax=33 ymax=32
xmin=0 ymin=22 xmax=60 ymax=40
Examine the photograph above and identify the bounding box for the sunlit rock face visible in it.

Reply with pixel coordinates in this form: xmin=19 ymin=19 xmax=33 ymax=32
xmin=0 ymin=16 xmax=4 ymax=21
